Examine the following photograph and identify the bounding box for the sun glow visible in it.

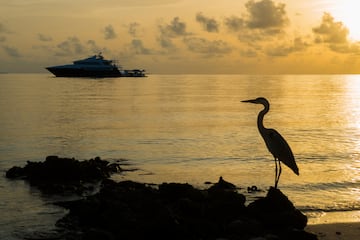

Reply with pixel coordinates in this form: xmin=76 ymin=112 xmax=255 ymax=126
xmin=331 ymin=0 xmax=360 ymax=40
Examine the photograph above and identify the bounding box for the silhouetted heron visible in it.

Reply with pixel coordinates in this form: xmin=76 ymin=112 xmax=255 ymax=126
xmin=242 ymin=97 xmax=299 ymax=188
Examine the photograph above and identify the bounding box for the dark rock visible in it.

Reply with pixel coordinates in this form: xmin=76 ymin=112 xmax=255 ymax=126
xmin=247 ymin=187 xmax=308 ymax=232
xmin=5 ymin=166 xmax=25 ymax=179
xmin=208 ymin=176 xmax=237 ymax=192
xmin=247 ymin=185 xmax=262 ymax=193
xmin=6 ymin=155 xmax=123 ymax=195
xmin=54 ymin=178 xmax=318 ymax=240
xmin=279 ymin=229 xmax=318 ymax=240
xmin=159 ymin=182 xmax=204 ymax=201
xmin=56 ymin=179 xmax=182 ymax=240
xmin=7 ymin=155 xmax=319 ymax=240
xmin=206 ymin=188 xmax=246 ymax=225
xmin=54 ymin=178 xmax=248 ymax=240
xmin=82 ymin=229 xmax=114 ymax=240
xmin=205 ymin=177 xmax=246 ymax=225
xmin=226 ymin=218 xmax=264 ymax=238
xmin=6 ymin=155 xmax=122 ymax=183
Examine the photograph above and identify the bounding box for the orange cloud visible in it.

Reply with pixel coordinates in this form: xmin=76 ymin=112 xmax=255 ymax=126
xmin=313 ymin=12 xmax=360 ymax=54
xmin=245 ymin=0 xmax=288 ymax=29
xmin=196 ymin=12 xmax=219 ymax=33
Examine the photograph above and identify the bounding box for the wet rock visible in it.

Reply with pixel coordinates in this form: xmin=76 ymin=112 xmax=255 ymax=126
xmin=6 ymin=155 xmax=123 ymax=195
xmin=54 ymin=177 xmax=317 ymax=240
xmin=226 ymin=218 xmax=264 ymax=239
xmin=56 ymin=179 xmax=182 ymax=240
xmin=6 ymin=156 xmax=318 ymax=240
xmin=279 ymin=229 xmax=318 ymax=240
xmin=247 ymin=185 xmax=263 ymax=193
xmin=208 ymin=176 xmax=237 ymax=192
xmin=247 ymin=187 xmax=308 ymax=232
xmin=158 ymin=182 xmax=204 ymax=202
xmin=5 ymin=166 xmax=25 ymax=179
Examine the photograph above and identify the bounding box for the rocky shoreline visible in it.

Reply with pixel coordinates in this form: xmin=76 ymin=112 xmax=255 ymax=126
xmin=6 ymin=156 xmax=318 ymax=240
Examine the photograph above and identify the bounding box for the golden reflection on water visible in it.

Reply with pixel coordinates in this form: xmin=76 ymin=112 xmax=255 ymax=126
xmin=341 ymin=76 xmax=360 ymax=198
xmin=3 ymin=74 xmax=360 ymax=219
xmin=115 ymin=74 xmax=360 ymax=216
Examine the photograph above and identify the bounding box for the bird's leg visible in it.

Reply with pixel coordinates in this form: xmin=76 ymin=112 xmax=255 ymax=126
xmin=275 ymin=161 xmax=282 ymax=189
xmin=274 ymin=157 xmax=278 ymax=188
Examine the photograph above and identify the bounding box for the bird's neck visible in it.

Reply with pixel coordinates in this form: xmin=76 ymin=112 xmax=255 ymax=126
xmin=257 ymin=105 xmax=269 ymax=132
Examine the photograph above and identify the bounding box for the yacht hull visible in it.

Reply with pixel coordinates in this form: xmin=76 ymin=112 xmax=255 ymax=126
xmin=46 ymin=67 xmax=122 ymax=78
xmin=46 ymin=54 xmax=146 ymax=78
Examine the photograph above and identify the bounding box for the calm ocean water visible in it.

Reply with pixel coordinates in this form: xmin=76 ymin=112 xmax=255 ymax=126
xmin=1 ymin=73 xmax=360 ymax=238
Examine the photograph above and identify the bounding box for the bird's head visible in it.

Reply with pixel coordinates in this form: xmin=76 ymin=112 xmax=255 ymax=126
xmin=241 ymin=97 xmax=269 ymax=105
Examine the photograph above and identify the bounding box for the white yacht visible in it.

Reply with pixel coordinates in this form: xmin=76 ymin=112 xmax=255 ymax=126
xmin=46 ymin=54 xmax=146 ymax=78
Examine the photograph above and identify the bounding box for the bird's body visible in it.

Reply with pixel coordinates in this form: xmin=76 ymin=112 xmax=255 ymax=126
xmin=242 ymin=97 xmax=299 ymax=188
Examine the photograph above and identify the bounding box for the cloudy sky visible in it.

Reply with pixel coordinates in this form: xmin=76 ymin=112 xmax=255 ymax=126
xmin=1 ymin=0 xmax=360 ymax=73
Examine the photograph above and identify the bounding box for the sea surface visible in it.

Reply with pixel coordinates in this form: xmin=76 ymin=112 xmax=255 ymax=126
xmin=1 ymin=73 xmax=360 ymax=238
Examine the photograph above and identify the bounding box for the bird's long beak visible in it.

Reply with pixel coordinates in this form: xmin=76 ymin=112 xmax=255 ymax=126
xmin=241 ymin=99 xmax=257 ymax=103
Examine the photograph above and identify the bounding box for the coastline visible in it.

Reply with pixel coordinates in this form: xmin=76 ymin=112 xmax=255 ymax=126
xmin=5 ymin=156 xmax=360 ymax=239
xmin=306 ymin=211 xmax=360 ymax=240
xmin=307 ymin=222 xmax=360 ymax=240
xmin=6 ymin=156 xmax=315 ymax=240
